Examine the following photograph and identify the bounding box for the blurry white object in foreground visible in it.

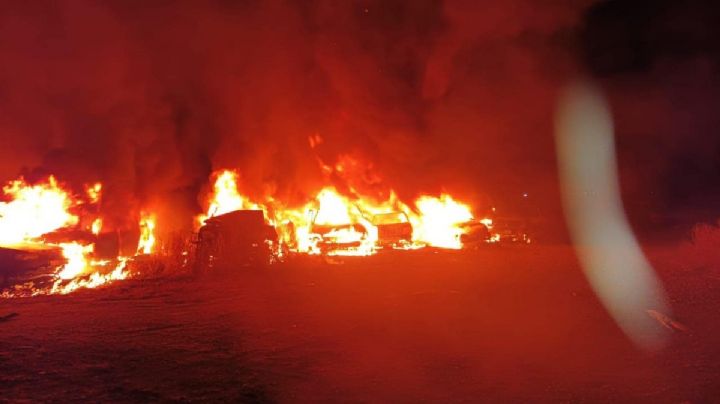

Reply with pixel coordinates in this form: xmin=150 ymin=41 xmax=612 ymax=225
xmin=555 ymin=80 xmax=670 ymax=350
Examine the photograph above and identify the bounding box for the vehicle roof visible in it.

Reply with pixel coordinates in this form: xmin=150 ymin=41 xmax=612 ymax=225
xmin=203 ymin=210 xmax=266 ymax=228
xmin=371 ymin=211 xmax=409 ymax=225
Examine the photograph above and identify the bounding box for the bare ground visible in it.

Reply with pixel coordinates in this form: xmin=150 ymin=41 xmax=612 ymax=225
xmin=1 ymin=245 xmax=719 ymax=402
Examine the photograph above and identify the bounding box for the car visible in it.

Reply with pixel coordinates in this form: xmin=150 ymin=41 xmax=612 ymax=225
xmin=310 ymin=222 xmax=369 ymax=255
xmin=460 ymin=220 xmax=491 ymax=247
xmin=0 ymin=245 xmax=64 ymax=289
xmin=371 ymin=212 xmax=413 ymax=248
xmin=194 ymin=210 xmax=282 ymax=272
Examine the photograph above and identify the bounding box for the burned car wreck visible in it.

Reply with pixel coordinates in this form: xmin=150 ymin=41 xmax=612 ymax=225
xmin=194 ymin=210 xmax=284 ymax=272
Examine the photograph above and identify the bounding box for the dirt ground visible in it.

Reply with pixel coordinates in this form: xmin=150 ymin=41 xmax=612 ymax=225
xmin=1 ymin=245 xmax=719 ymax=402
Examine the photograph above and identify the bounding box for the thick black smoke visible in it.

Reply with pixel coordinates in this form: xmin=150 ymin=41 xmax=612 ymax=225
xmin=1 ymin=0 xmax=595 ymax=234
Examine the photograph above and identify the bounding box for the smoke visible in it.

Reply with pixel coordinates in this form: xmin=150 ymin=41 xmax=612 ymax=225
xmin=0 ymin=0 xmax=594 ymax=233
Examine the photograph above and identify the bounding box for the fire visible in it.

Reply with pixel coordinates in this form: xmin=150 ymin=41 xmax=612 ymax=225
xmin=314 ymin=188 xmax=356 ymax=225
xmin=1 ymin=164 xmax=497 ymax=299
xmin=91 ymin=218 xmax=102 ymax=235
xmin=411 ymin=194 xmax=474 ymax=249
xmin=197 ymin=170 xmax=262 ymax=226
xmin=195 ymin=169 xmax=485 ymax=256
xmin=0 ymin=176 xmax=78 ymax=246
xmin=137 ymin=213 xmax=156 ymax=255
xmin=300 ymin=188 xmax=378 ymax=256
xmin=85 ymin=182 xmax=102 ymax=204
xmin=0 ymin=175 xmax=165 ymax=298
xmin=52 ymin=258 xmax=129 ymax=295
xmin=57 ymin=242 xmax=93 ymax=279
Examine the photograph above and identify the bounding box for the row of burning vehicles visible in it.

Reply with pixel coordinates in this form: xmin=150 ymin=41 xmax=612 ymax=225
xmin=0 ymin=170 xmax=530 ymax=296
xmin=193 ymin=171 xmax=530 ymax=271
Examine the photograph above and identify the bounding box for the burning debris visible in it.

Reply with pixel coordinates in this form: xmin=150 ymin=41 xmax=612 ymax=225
xmin=0 ymin=176 xmax=157 ymax=298
xmin=196 ymin=168 xmax=507 ymax=258
xmin=1 ymin=162 xmax=531 ymax=297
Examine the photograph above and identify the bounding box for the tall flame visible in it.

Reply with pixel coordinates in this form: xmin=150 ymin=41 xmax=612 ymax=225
xmin=197 ymin=170 xmax=262 ymax=226
xmin=137 ymin=213 xmax=156 ymax=255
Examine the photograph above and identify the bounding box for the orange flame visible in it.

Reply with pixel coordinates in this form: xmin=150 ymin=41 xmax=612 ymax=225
xmin=57 ymin=242 xmax=93 ymax=280
xmin=137 ymin=213 xmax=156 ymax=255
xmin=197 ymin=169 xmax=484 ymax=255
xmin=91 ymin=218 xmax=102 ymax=235
xmin=303 ymin=188 xmax=378 ymax=256
xmin=0 ymin=176 xmax=165 ymax=297
xmin=197 ymin=169 xmax=262 ymax=226
xmin=85 ymin=182 xmax=102 ymax=204
xmin=0 ymin=176 xmax=78 ymax=246
xmin=410 ymin=194 xmax=474 ymax=249
xmin=52 ymin=257 xmax=129 ymax=295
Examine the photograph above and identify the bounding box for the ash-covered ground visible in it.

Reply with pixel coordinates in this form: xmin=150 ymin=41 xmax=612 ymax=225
xmin=1 ymin=244 xmax=719 ymax=402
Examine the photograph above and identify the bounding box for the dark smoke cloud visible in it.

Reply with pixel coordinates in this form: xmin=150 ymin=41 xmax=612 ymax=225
xmin=0 ymin=0 xmax=594 ymax=233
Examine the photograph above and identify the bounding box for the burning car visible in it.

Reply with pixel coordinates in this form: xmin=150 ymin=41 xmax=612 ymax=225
xmin=371 ymin=212 xmax=413 ymax=248
xmin=460 ymin=219 xmax=491 ymax=248
xmin=194 ymin=210 xmax=282 ymax=272
xmin=310 ymin=222 xmax=370 ymax=255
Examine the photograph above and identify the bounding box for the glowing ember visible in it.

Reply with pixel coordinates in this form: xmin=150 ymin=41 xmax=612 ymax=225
xmin=137 ymin=213 xmax=156 ymax=255
xmin=0 ymin=176 xmax=78 ymax=246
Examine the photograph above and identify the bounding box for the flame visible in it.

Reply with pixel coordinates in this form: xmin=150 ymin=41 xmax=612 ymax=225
xmin=91 ymin=218 xmax=102 ymax=235
xmin=410 ymin=194 xmax=473 ymax=249
xmin=197 ymin=170 xmax=262 ymax=226
xmin=57 ymin=242 xmax=93 ymax=279
xmin=313 ymin=188 xmax=355 ymax=225
xmin=0 ymin=176 xmax=165 ymax=297
xmin=85 ymin=182 xmax=102 ymax=204
xmin=195 ymin=170 xmax=485 ymax=255
xmin=137 ymin=213 xmax=156 ymax=255
xmin=52 ymin=257 xmax=129 ymax=295
xmin=306 ymin=188 xmax=378 ymax=256
xmin=0 ymin=176 xmax=78 ymax=246
xmin=1 ymin=164 xmax=495 ymax=299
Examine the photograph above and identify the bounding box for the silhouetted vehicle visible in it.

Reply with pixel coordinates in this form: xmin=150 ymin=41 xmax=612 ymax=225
xmin=460 ymin=220 xmax=491 ymax=247
xmin=0 ymin=245 xmax=63 ymax=288
xmin=194 ymin=210 xmax=282 ymax=272
xmin=371 ymin=212 xmax=413 ymax=248
xmin=493 ymin=218 xmax=531 ymax=244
